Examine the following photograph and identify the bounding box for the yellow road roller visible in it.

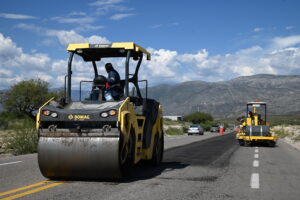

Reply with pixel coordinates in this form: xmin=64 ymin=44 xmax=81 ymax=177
xmin=236 ymin=102 xmax=277 ymax=147
xmin=36 ymin=42 xmax=164 ymax=179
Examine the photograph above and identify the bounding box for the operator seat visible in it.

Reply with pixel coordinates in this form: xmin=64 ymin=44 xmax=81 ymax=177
xmin=90 ymin=75 xmax=107 ymax=101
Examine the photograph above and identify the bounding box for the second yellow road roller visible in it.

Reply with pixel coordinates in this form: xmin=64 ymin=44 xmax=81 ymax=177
xmin=236 ymin=101 xmax=277 ymax=147
xmin=36 ymin=42 xmax=164 ymax=179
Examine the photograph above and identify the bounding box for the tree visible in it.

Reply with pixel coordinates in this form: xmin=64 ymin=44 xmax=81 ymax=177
xmin=4 ymin=79 xmax=58 ymax=119
xmin=183 ymin=112 xmax=214 ymax=124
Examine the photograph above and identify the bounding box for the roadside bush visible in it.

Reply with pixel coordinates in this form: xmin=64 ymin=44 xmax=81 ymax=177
xmin=0 ymin=112 xmax=13 ymax=130
xmin=166 ymin=127 xmax=183 ymax=135
xmin=182 ymin=125 xmax=189 ymax=133
xmin=274 ymin=128 xmax=289 ymax=138
xmin=183 ymin=112 xmax=213 ymax=124
xmin=200 ymin=123 xmax=211 ymax=131
xmin=4 ymin=79 xmax=60 ymax=119
xmin=0 ymin=118 xmax=8 ymax=130
xmin=293 ymin=135 xmax=300 ymax=141
xmin=164 ymin=118 xmax=180 ymax=125
xmin=4 ymin=119 xmax=38 ymax=155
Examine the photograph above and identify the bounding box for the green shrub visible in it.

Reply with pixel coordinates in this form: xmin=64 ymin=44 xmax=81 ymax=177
xmin=166 ymin=127 xmax=183 ymax=135
xmin=4 ymin=119 xmax=38 ymax=155
xmin=163 ymin=118 xmax=182 ymax=125
xmin=0 ymin=112 xmax=30 ymax=130
xmin=293 ymin=135 xmax=300 ymax=141
xmin=274 ymin=128 xmax=289 ymax=138
xmin=183 ymin=112 xmax=213 ymax=124
xmin=182 ymin=125 xmax=189 ymax=133
xmin=200 ymin=123 xmax=211 ymax=131
xmin=4 ymin=79 xmax=61 ymax=119
xmin=0 ymin=118 xmax=8 ymax=130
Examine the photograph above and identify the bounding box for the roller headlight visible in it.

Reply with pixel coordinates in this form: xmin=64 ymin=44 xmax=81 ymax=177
xmin=50 ymin=112 xmax=58 ymax=118
xmin=109 ymin=109 xmax=117 ymax=116
xmin=42 ymin=110 xmax=50 ymax=116
xmin=100 ymin=112 xmax=109 ymax=118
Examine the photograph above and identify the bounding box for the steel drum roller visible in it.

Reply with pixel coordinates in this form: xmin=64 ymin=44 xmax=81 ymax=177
xmin=38 ymin=137 xmax=121 ymax=179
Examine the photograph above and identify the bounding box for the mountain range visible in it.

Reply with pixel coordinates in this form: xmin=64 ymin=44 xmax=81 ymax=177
xmin=146 ymin=74 xmax=300 ymax=119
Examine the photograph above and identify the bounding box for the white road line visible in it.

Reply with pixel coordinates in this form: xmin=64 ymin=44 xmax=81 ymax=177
xmin=254 ymin=154 xmax=259 ymax=159
xmin=250 ymin=173 xmax=260 ymax=189
xmin=0 ymin=161 xmax=22 ymax=166
xmin=255 ymin=149 xmax=259 ymax=153
xmin=255 ymin=146 xmax=258 ymax=149
xmin=253 ymin=160 xmax=259 ymax=167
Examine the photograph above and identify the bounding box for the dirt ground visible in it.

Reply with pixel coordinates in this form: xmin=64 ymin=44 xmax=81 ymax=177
xmin=272 ymin=125 xmax=300 ymax=150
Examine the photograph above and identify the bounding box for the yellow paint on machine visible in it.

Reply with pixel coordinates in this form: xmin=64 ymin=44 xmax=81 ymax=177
xmin=66 ymin=42 xmax=151 ymax=60
xmin=117 ymin=97 xmax=164 ymax=163
xmin=0 ymin=181 xmax=66 ymax=200
xmin=238 ymin=135 xmax=277 ymax=141
xmin=66 ymin=43 xmax=89 ymax=51
xmin=36 ymin=97 xmax=55 ymax=129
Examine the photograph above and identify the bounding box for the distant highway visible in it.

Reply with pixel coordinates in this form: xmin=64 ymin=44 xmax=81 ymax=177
xmin=1 ymin=132 xmax=300 ymax=200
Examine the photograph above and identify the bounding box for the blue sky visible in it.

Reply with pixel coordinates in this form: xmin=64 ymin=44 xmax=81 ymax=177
xmin=0 ymin=0 xmax=300 ymax=89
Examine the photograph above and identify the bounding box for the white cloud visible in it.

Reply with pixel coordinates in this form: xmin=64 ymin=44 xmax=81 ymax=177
xmin=110 ymin=13 xmax=135 ymax=20
xmin=180 ymin=50 xmax=209 ymax=65
xmin=0 ymin=34 xmax=50 ymax=72
xmin=46 ymin=30 xmax=110 ymax=45
xmin=75 ymin=24 xmax=104 ymax=32
xmin=267 ymin=48 xmax=300 ymax=73
xmin=286 ymin=26 xmax=295 ymax=30
xmin=15 ymin=23 xmax=43 ymax=33
xmin=0 ymin=34 xmax=22 ymax=61
xmin=254 ymin=27 xmax=263 ymax=32
xmin=0 ymin=33 xmax=98 ymax=89
xmin=35 ymin=72 xmax=53 ymax=82
xmin=90 ymin=0 xmax=133 ymax=15
xmin=0 ymin=33 xmax=54 ymax=89
xmin=272 ymin=35 xmax=300 ymax=48
xmin=51 ymin=60 xmax=67 ymax=73
xmin=52 ymin=16 xmax=95 ymax=24
xmin=0 ymin=13 xmax=37 ymax=19
xmin=0 ymin=68 xmax=13 ymax=78
xmin=137 ymin=48 xmax=182 ymax=84
xmin=68 ymin=12 xmax=87 ymax=16
xmin=0 ymin=34 xmax=50 ymax=69
xmin=138 ymin=36 xmax=300 ymax=84
xmin=236 ymin=45 xmax=263 ymax=54
xmin=16 ymin=24 xmax=110 ymax=46
xmin=89 ymin=0 xmax=124 ymax=6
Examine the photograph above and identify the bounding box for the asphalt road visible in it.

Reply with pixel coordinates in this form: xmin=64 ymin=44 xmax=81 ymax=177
xmin=1 ymin=132 xmax=300 ymax=200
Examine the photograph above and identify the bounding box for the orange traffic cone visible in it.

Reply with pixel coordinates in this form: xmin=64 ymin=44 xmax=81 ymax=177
xmin=219 ymin=127 xmax=224 ymax=135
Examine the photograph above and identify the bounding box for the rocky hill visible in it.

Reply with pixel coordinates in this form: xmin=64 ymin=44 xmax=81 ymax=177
xmin=146 ymin=74 xmax=300 ymax=118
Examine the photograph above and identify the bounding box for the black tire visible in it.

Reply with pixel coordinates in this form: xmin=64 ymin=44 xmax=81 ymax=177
xmin=120 ymin=132 xmax=135 ymax=177
xmin=238 ymin=140 xmax=245 ymax=146
xmin=150 ymin=134 xmax=164 ymax=165
xmin=269 ymin=141 xmax=276 ymax=147
xmin=244 ymin=141 xmax=251 ymax=147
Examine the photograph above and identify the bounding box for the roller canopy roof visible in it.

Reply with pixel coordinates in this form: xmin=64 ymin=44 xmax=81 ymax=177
xmin=67 ymin=42 xmax=151 ymax=61
xmin=247 ymin=102 xmax=266 ymax=105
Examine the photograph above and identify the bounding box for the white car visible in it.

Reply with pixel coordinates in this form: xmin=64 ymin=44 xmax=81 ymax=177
xmin=187 ymin=124 xmax=204 ymax=135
